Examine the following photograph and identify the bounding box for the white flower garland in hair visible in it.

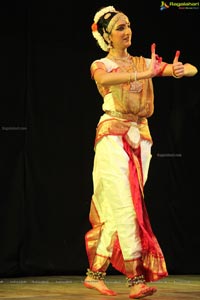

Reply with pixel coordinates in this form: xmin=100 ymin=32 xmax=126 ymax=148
xmin=92 ymin=30 xmax=108 ymax=52
xmin=93 ymin=6 xmax=117 ymax=23
xmin=91 ymin=6 xmax=118 ymax=52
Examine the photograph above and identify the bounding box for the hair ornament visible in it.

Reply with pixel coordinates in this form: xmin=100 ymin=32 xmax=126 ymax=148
xmin=91 ymin=6 xmax=118 ymax=52
xmin=92 ymin=29 xmax=108 ymax=52
xmin=93 ymin=6 xmax=117 ymax=24
xmin=91 ymin=22 xmax=98 ymax=32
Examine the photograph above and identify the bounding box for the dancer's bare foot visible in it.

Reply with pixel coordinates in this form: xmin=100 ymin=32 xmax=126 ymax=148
xmin=129 ymin=283 xmax=157 ymax=299
xmin=84 ymin=275 xmax=117 ymax=296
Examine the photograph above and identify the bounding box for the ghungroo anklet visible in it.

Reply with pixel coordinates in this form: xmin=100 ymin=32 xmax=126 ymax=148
xmin=86 ymin=268 xmax=106 ymax=281
xmin=126 ymin=275 xmax=146 ymax=287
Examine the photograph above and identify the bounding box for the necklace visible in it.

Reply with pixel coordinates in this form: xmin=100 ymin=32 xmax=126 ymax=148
xmin=129 ymin=80 xmax=143 ymax=93
xmin=107 ymin=54 xmax=143 ymax=93
xmin=107 ymin=53 xmax=132 ymax=64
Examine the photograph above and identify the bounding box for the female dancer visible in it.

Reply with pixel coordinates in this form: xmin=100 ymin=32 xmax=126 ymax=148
xmin=84 ymin=5 xmax=198 ymax=299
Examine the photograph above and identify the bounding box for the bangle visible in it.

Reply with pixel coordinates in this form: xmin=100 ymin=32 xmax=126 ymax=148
xmin=172 ymin=69 xmax=181 ymax=79
xmin=128 ymin=73 xmax=134 ymax=83
xmin=128 ymin=72 xmax=137 ymax=83
xmin=128 ymin=73 xmax=131 ymax=84
xmin=134 ymin=71 xmax=137 ymax=81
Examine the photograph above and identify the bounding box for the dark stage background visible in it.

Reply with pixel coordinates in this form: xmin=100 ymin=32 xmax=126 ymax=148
xmin=0 ymin=0 xmax=199 ymax=277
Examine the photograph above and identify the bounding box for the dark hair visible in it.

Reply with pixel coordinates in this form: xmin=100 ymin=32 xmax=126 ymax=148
xmin=97 ymin=12 xmax=117 ymax=36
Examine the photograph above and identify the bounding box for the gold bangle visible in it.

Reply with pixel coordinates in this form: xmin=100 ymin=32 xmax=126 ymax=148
xmin=128 ymin=73 xmax=131 ymax=84
xmin=134 ymin=71 xmax=137 ymax=81
xmin=129 ymin=73 xmax=134 ymax=83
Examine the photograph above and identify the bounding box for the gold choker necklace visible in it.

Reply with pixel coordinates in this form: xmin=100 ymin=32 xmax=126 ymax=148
xmin=107 ymin=54 xmax=131 ymax=61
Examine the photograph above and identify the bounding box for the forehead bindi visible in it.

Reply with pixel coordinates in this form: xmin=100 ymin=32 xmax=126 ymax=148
xmin=113 ymin=16 xmax=130 ymax=29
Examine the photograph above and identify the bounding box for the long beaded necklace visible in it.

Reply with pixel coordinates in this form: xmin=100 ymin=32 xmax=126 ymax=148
xmin=107 ymin=53 xmax=143 ymax=93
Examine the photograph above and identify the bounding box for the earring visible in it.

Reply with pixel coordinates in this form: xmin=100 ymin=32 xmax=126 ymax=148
xmin=107 ymin=40 xmax=113 ymax=49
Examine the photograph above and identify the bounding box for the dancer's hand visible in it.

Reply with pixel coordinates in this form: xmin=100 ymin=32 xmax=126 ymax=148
xmin=172 ymin=50 xmax=184 ymax=78
xmin=148 ymin=43 xmax=163 ymax=77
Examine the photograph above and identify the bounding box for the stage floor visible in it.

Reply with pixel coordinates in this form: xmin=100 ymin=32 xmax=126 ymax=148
xmin=0 ymin=275 xmax=199 ymax=299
